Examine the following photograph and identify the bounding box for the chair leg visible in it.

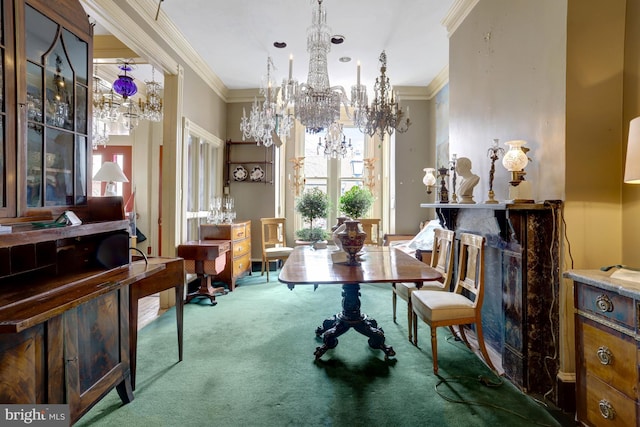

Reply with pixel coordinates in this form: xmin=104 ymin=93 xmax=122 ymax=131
xmin=392 ymin=288 xmax=397 ymax=323
xmin=457 ymin=325 xmax=472 ymax=349
xmin=407 ymin=298 xmax=413 ymax=343
xmin=412 ymin=311 xmax=418 ymax=346
xmin=261 ymin=257 xmax=265 ymax=276
xmin=266 ymin=260 xmax=270 ymax=282
xmin=475 ymin=320 xmax=497 ymax=372
xmin=430 ymin=326 xmax=439 ymax=375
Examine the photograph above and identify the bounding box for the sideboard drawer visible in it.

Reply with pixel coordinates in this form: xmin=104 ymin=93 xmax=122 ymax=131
xmin=581 ymin=320 xmax=637 ymax=399
xmin=231 ymin=224 xmax=247 ymax=240
xmin=582 ymin=373 xmax=637 ymax=427
xmin=576 ymin=282 xmax=635 ymax=329
xmin=233 ymin=239 xmax=250 ymax=257
xmin=233 ymin=253 xmax=251 ymax=276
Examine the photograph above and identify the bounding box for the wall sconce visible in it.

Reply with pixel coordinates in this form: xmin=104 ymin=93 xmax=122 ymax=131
xmin=93 ymin=161 xmax=129 ymax=196
xmin=422 ymin=167 xmax=437 ymax=195
xmin=364 ymin=158 xmax=377 ymax=194
xmin=624 ymin=116 xmax=640 ymax=184
xmin=289 ymin=157 xmax=305 ymax=197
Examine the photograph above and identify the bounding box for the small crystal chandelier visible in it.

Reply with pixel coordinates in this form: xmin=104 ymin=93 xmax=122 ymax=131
xmin=240 ymin=57 xmax=293 ymax=147
xmin=356 ymin=51 xmax=411 ymax=140
xmin=281 ymin=0 xmax=350 ymax=134
xmin=140 ymin=67 xmax=163 ymax=122
xmin=317 ymin=121 xmax=352 ymax=158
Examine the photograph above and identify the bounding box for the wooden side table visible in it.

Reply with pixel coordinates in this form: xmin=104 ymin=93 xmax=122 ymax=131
xmin=129 ymin=256 xmax=185 ymax=391
xmin=178 ymin=240 xmax=231 ymax=305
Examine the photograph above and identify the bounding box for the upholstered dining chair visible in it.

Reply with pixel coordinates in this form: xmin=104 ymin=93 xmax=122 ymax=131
xmin=358 ymin=218 xmax=382 ymax=246
xmin=260 ymin=217 xmax=294 ymax=282
xmin=411 ymin=232 xmax=496 ymax=375
xmin=392 ymin=228 xmax=455 ymax=343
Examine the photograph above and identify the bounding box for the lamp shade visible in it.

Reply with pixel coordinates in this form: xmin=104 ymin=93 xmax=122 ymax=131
xmin=93 ymin=161 xmax=129 ymax=183
xmin=502 ymin=140 xmax=529 ymax=172
xmin=624 ymin=116 xmax=640 ymax=184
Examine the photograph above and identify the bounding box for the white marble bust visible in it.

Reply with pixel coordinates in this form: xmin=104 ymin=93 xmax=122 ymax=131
xmin=456 ymin=157 xmax=479 ymax=204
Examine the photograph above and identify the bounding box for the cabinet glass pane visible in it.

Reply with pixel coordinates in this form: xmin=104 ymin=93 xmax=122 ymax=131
xmin=45 ymin=129 xmax=73 ymax=206
xmin=25 ymin=5 xmax=57 ymax=62
xmin=45 ymin=41 xmax=73 ymax=131
xmin=76 ymin=83 xmax=87 ymax=133
xmin=27 ymin=125 xmax=44 ymax=207
xmin=63 ymin=29 xmax=87 ymax=85
xmin=75 ymin=136 xmax=87 ymax=204
xmin=0 ymin=117 xmax=4 ymax=206
xmin=0 ymin=52 xmax=3 ymax=113
xmin=26 ymin=62 xmax=43 ymax=124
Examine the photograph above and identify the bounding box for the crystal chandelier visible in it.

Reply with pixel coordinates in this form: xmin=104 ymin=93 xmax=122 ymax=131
xmin=140 ymin=67 xmax=163 ymax=122
xmin=240 ymin=57 xmax=293 ymax=147
xmin=317 ymin=121 xmax=352 ymax=158
xmin=281 ymin=0 xmax=350 ymax=134
xmin=356 ymin=51 xmax=411 ymax=140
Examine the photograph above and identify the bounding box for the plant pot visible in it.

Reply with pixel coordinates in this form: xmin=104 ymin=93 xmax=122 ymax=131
xmin=335 ymin=220 xmax=367 ymax=266
xmin=331 ymin=216 xmax=349 ymax=232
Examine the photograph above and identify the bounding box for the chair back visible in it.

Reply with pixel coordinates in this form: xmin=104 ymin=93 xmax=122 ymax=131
xmin=358 ymin=218 xmax=382 ymax=245
xmin=431 ymin=228 xmax=455 ymax=288
xmin=452 ymin=232 xmax=485 ymax=308
xmin=261 ymin=218 xmax=288 ymax=251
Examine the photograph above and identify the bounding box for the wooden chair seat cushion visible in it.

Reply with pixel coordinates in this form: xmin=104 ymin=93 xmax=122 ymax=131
xmin=411 ymin=290 xmax=475 ymax=322
xmin=265 ymin=247 xmax=294 ymax=257
xmin=393 ymin=280 xmax=446 ymax=300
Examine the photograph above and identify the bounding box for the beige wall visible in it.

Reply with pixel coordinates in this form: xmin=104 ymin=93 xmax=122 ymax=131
xmin=449 ymin=0 xmax=567 ymax=204
xmin=395 ymin=98 xmax=437 ymax=234
xmin=622 ymin=0 xmax=640 ymax=265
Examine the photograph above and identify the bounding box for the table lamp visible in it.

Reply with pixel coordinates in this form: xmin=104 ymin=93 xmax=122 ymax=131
xmin=624 ymin=116 xmax=640 ymax=184
xmin=93 ymin=161 xmax=128 ymax=196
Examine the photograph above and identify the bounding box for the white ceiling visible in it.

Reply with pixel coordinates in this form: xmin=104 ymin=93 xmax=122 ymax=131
xmin=95 ymin=0 xmax=456 ymax=97
xmin=136 ymin=0 xmax=455 ymax=94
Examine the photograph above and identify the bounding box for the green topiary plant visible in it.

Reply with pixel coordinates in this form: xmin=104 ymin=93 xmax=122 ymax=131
xmin=339 ymin=185 xmax=374 ymax=219
xmin=295 ymin=187 xmax=330 ymax=242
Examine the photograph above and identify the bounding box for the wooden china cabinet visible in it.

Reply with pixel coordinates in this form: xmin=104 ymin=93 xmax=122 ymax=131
xmin=0 ymin=1 xmax=157 ymax=425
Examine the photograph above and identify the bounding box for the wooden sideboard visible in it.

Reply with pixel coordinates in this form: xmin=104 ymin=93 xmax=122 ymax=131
xmin=200 ymin=221 xmax=251 ymax=291
xmin=565 ymin=269 xmax=639 ymax=427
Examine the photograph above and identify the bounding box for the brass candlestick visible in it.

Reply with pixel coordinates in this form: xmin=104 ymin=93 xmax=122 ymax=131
xmin=485 ymin=139 xmax=504 ymax=204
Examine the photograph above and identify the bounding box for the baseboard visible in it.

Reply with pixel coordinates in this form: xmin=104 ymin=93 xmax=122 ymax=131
xmin=555 ymin=372 xmax=576 ymax=413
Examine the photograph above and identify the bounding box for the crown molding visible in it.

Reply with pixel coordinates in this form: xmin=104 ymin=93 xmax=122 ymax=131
xmin=227 ymin=89 xmax=264 ymax=104
xmin=425 ymin=65 xmax=449 ymax=99
xmin=130 ymin=0 xmax=228 ymax=101
xmin=81 ymin=0 xmax=178 ymax=73
xmin=394 ymin=65 xmax=448 ymax=101
xmin=442 ymin=0 xmax=480 ymax=37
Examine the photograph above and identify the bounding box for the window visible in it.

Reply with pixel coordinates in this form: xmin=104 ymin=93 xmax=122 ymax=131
xmin=183 ymin=119 xmax=223 ymax=241
xmin=303 ymin=126 xmax=367 ymax=229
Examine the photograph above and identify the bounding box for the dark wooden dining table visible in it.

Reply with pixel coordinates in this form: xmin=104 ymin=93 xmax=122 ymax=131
xmin=278 ymin=245 xmax=442 ymax=360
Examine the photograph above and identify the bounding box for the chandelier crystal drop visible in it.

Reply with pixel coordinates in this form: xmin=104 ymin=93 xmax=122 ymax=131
xmin=356 ymin=51 xmax=411 ymax=140
xmin=282 ymin=0 xmax=351 ymax=134
xmin=240 ymin=57 xmax=293 ymax=147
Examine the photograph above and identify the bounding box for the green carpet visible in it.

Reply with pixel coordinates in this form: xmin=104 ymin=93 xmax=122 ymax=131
xmin=77 ymin=271 xmax=571 ymax=427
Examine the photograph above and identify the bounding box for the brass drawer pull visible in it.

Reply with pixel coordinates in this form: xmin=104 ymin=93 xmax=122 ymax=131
xmin=596 ymin=346 xmax=613 ymax=365
xmin=595 ymin=294 xmax=613 ymax=312
xmin=598 ymin=400 xmax=615 ymax=420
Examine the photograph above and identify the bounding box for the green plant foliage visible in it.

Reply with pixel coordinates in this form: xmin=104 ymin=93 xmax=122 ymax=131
xmin=295 ymin=188 xmax=330 ymax=241
xmin=339 ymin=186 xmax=374 ymax=219
xmin=295 ymin=227 xmax=329 ymax=242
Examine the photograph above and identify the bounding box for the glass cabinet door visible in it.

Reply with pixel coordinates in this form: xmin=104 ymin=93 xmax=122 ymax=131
xmin=0 ymin=0 xmax=15 ymax=217
xmin=23 ymin=4 xmax=89 ymax=210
